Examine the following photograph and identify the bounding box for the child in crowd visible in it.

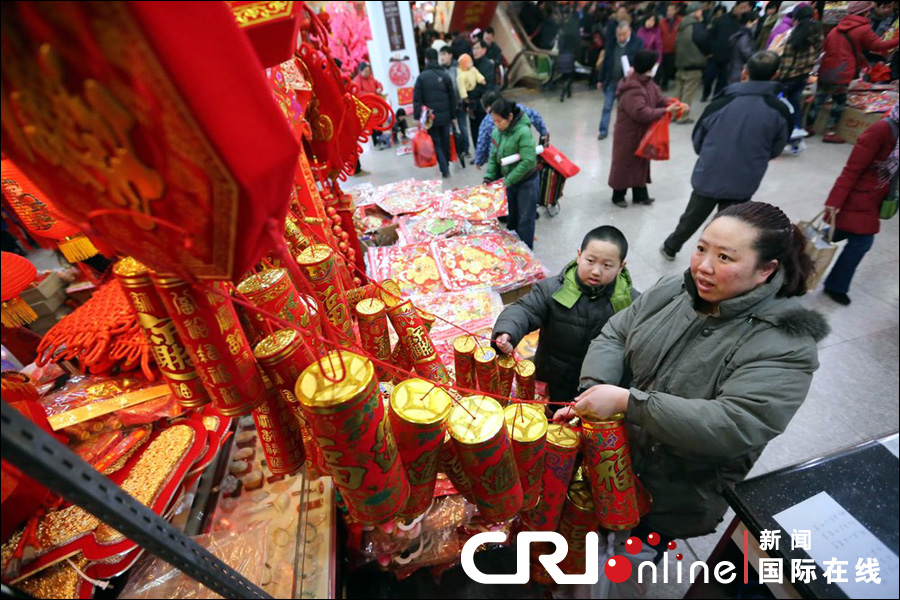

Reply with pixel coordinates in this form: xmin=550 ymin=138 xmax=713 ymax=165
xmin=492 ymin=226 xmax=636 ymax=404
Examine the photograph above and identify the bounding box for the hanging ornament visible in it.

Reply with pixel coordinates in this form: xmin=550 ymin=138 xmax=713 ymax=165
xmin=1 ymin=252 xmax=38 ymax=328
xmin=1 ymin=160 xmax=100 ymax=263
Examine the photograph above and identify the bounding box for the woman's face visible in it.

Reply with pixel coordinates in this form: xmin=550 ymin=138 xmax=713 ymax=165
xmin=645 ymin=15 xmax=657 ymax=28
xmin=690 ymin=217 xmax=778 ymax=309
xmin=492 ymin=112 xmax=512 ymax=131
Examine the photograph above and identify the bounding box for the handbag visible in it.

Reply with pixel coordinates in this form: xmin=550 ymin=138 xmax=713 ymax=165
xmin=797 ymin=209 xmax=838 ymax=291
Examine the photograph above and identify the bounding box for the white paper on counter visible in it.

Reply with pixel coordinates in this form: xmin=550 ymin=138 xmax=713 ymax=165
xmin=773 ymin=491 xmax=899 ymax=599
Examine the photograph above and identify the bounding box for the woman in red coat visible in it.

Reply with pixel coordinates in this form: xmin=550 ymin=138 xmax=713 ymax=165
xmin=823 ymin=104 xmax=899 ymax=305
xmin=608 ymin=51 xmax=683 ymax=207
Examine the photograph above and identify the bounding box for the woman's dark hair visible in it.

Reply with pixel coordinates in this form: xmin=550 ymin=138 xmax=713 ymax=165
xmin=713 ymin=202 xmax=814 ymax=298
xmin=788 ymin=6 xmax=821 ymax=49
xmin=739 ymin=12 xmax=758 ymax=25
xmin=633 ymin=50 xmax=658 ymax=74
xmin=490 ymin=97 xmax=520 ymax=120
xmin=481 ymin=90 xmax=501 ymax=111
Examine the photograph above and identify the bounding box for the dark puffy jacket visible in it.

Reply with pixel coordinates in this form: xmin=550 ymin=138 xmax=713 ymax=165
xmin=728 ymin=27 xmax=756 ymax=83
xmin=711 ymin=12 xmax=741 ymax=63
xmin=820 ymin=14 xmax=900 ymax=85
xmin=413 ymin=62 xmax=457 ymax=126
xmin=468 ymin=55 xmax=497 ymax=106
xmin=492 ymin=263 xmax=636 ymax=402
xmin=598 ymin=36 xmax=645 ymax=86
xmin=691 ymin=80 xmax=791 ymax=200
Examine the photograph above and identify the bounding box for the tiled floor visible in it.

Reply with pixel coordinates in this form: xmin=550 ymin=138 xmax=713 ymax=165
xmin=349 ymin=82 xmax=899 ymax=598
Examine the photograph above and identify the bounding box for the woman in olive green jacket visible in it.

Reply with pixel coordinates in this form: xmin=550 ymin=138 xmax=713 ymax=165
xmin=556 ymin=202 xmax=830 ymax=541
xmin=483 ymin=98 xmax=539 ymax=249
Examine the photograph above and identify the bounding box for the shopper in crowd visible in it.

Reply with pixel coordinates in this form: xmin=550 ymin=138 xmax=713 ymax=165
xmin=766 ymin=1 xmax=799 ymax=49
xmin=481 ymin=27 xmax=504 ymax=68
xmin=659 ymin=2 xmax=683 ymax=91
xmin=474 ymin=91 xmax=549 ymax=168
xmin=673 ymin=1 xmax=710 ymax=125
xmin=492 ymin=226 xmax=636 ymax=404
xmin=354 ymin=62 xmax=389 ymax=149
xmin=564 ymin=200 xmax=828 ymax=546
xmin=413 ymin=48 xmax=457 ymax=179
xmin=468 ymin=39 xmax=497 ymax=136
xmin=556 ymin=10 xmax=581 ymax=102
xmin=822 ymin=104 xmax=899 ymax=305
xmin=661 ymin=51 xmax=791 ymax=260
xmin=775 ymin=5 xmax=823 ymax=144
xmin=870 ymin=1 xmax=897 ymax=37
xmin=706 ymin=1 xmax=752 ymax=99
xmin=597 ymin=21 xmax=644 ymax=140
xmin=604 ymin=5 xmax=632 ymax=48
xmin=637 ymin=13 xmax=663 ymax=60
xmin=439 ymin=47 xmax=469 ymax=157
xmin=482 ymin=98 xmax=540 ymax=249
xmin=729 ymin=12 xmax=761 ymax=84
xmin=757 ymin=1 xmax=783 ymax=50
xmin=608 ymin=51 xmax=684 ymax=208
xmin=808 ymin=0 xmax=899 ymax=143
xmin=449 ymin=30 xmax=472 ymax=60
xmin=456 ymin=52 xmax=486 ymax=148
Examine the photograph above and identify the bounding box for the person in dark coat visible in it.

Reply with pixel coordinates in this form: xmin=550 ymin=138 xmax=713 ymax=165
xmin=597 ymin=21 xmax=644 ymax=139
xmin=661 ymin=51 xmax=791 ymax=260
xmin=468 ymin=39 xmax=497 ymax=139
xmin=706 ymin=1 xmax=752 ymax=99
xmin=822 ymin=104 xmax=899 ymax=305
xmin=413 ymin=48 xmax=458 ymax=179
xmin=556 ymin=11 xmax=581 ymax=102
xmin=729 ymin=12 xmax=760 ymax=83
xmin=492 ymin=226 xmax=636 ymax=403
xmin=449 ymin=30 xmax=473 ymax=60
xmin=608 ymin=51 xmax=683 ymax=207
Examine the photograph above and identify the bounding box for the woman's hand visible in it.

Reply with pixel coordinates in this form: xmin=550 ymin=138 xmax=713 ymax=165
xmin=552 ymin=384 xmax=630 ymax=422
xmin=493 ymin=334 xmax=515 ymax=355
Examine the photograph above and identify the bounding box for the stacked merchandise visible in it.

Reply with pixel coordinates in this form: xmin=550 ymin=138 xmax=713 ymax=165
xmin=1 ymin=4 xmax=652 ymax=599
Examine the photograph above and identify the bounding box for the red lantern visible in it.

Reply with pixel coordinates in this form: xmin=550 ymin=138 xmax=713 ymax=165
xmin=1 ymin=252 xmax=38 ymax=328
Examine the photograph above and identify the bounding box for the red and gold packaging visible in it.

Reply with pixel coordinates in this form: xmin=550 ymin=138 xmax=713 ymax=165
xmin=252 ymin=390 xmax=305 ymax=475
xmin=114 ymin=259 xmax=209 ymax=408
xmin=386 ymin=303 xmax=434 ymax=383
xmin=236 ymin=268 xmax=317 ymax=339
xmin=438 ymin=431 xmax=476 ymax=503
xmin=515 ymin=359 xmax=536 ymax=401
xmin=346 ymin=283 xmax=379 ymax=307
xmin=504 ymin=403 xmax=548 ymax=512
xmin=0 ymin=372 xmax=40 ymax=403
xmin=284 ymin=214 xmax=311 ymax=257
xmin=448 ymin=395 xmax=522 ymax=522
xmin=557 ymin=481 xmax=598 ymax=576
xmin=151 ymin=274 xmax=265 ymax=416
xmin=355 ymin=299 xmax=391 ymax=380
xmin=386 ymin=300 xmax=451 ymax=384
xmin=295 ymin=244 xmax=355 ymax=348
xmin=295 ymin=351 xmax=409 ymax=525
xmin=497 ymin=355 xmax=516 ymax=399
xmin=253 ymin=329 xmax=327 ymax=476
xmin=388 ymin=378 xmax=453 ymax=519
xmin=582 ymin=414 xmax=642 ymax=530
xmin=522 ymin=424 xmax=581 ymax=531
xmin=473 ymin=347 xmax=499 ymax=397
xmin=452 ymin=335 xmax=477 ymax=390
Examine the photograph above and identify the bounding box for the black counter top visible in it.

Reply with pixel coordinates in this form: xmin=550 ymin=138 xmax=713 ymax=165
xmin=725 ymin=432 xmax=899 ymax=599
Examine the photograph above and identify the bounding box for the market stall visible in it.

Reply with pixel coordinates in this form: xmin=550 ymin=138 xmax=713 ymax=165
xmin=1 ymin=2 xmax=654 ymax=598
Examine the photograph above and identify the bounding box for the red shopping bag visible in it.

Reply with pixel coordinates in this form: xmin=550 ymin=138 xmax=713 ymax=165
xmin=412 ymin=128 xmax=437 ymax=168
xmin=449 ymin=132 xmax=458 ymax=163
xmin=635 ymin=113 xmax=671 ymax=161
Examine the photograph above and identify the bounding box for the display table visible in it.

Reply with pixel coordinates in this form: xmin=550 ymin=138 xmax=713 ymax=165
xmin=687 ymin=432 xmax=899 ymax=599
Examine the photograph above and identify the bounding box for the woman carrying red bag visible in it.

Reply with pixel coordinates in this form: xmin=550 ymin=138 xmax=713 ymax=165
xmin=608 ymin=51 xmax=686 ymax=208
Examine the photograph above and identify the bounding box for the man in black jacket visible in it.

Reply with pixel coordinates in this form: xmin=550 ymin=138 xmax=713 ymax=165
xmin=597 ymin=21 xmax=644 ymax=139
xmin=706 ymin=0 xmax=752 ymax=99
xmin=414 ymin=48 xmax=458 ymax=178
xmin=661 ymin=51 xmax=792 ymax=260
xmin=467 ymin=39 xmax=497 ymax=140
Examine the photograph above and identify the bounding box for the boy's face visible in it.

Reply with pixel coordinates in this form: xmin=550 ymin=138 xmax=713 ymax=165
xmin=576 ymin=240 xmax=624 ymax=287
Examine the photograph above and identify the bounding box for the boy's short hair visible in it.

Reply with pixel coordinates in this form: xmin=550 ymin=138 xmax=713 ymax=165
xmin=439 ymin=45 xmax=453 ymax=55
xmin=747 ymin=50 xmax=780 ymax=81
xmin=581 ymin=226 xmax=628 ymax=261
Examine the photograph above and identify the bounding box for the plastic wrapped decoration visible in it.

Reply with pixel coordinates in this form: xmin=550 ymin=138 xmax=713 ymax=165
xmin=1 ymin=160 xmax=100 ymax=263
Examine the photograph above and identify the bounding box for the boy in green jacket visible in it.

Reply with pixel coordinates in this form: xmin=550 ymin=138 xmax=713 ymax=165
xmin=492 ymin=226 xmax=636 ymax=404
